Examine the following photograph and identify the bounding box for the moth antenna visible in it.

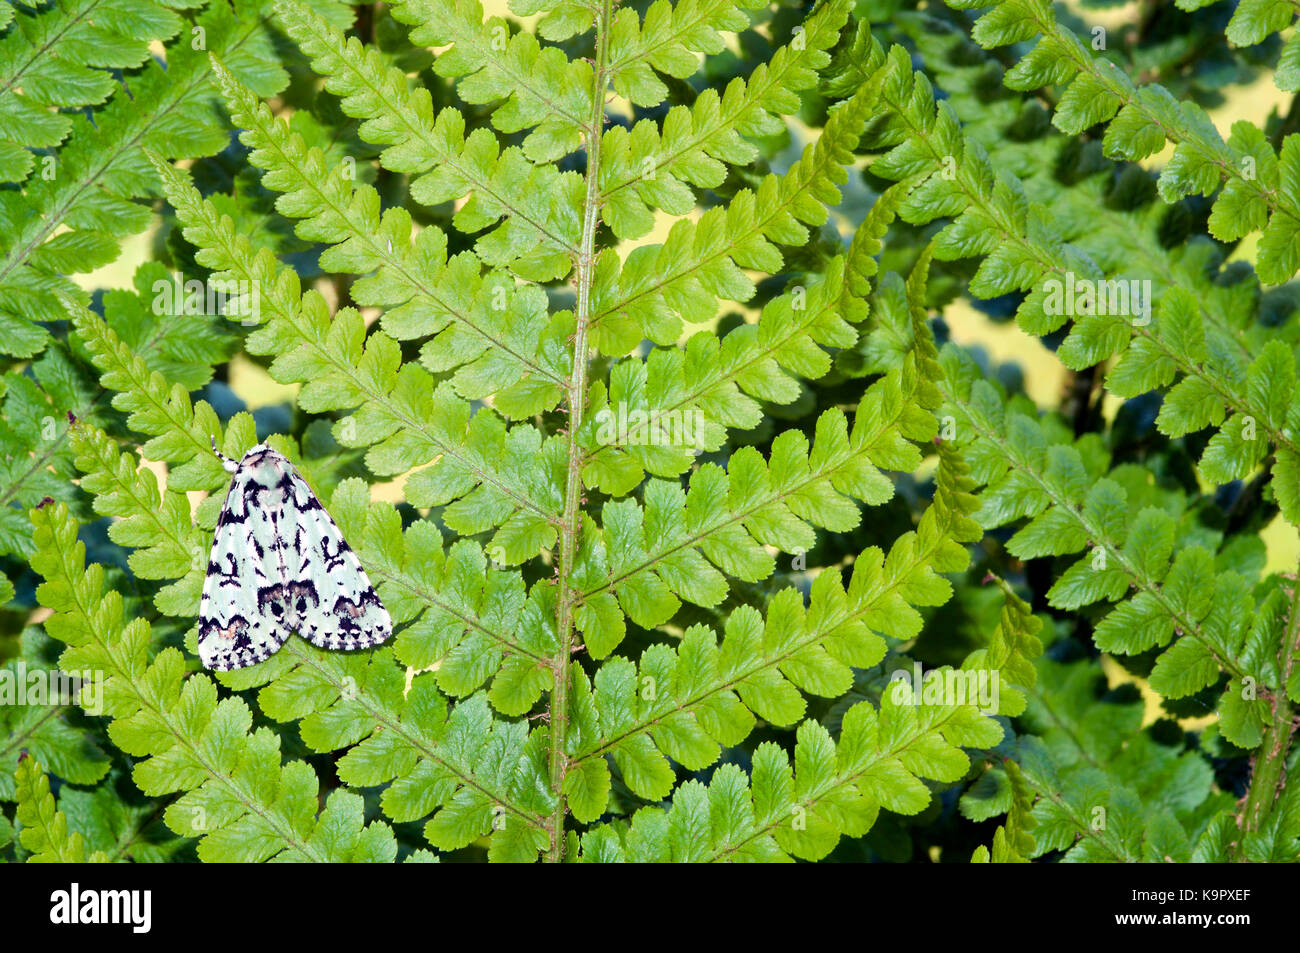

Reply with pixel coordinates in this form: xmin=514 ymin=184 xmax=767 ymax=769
xmin=211 ymin=435 xmax=238 ymax=473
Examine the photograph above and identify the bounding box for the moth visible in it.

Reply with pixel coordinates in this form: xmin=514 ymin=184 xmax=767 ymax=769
xmin=198 ymin=441 xmax=392 ymax=671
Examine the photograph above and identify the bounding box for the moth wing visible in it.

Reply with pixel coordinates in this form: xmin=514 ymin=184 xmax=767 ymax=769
xmin=279 ymin=468 xmax=393 ymax=653
xmin=198 ymin=468 xmax=292 ymax=671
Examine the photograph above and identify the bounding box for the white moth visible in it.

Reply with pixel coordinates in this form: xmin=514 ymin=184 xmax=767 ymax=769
xmin=198 ymin=441 xmax=392 ymax=671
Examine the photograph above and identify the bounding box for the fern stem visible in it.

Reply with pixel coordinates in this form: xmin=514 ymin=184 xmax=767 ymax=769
xmin=547 ymin=0 xmax=615 ymax=862
xmin=1238 ymin=572 xmax=1300 ymax=846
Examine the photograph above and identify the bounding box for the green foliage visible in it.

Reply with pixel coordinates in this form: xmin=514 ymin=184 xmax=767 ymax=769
xmin=2 ymin=0 xmax=1298 ymax=864
xmin=15 ymin=757 xmax=110 ymax=862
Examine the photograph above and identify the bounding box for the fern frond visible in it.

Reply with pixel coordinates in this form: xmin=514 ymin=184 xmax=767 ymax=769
xmin=0 ymin=346 xmax=96 ymax=561
xmin=574 ymin=370 xmax=936 ymax=649
xmin=936 ymin=344 xmax=1280 ymax=746
xmin=577 ymin=690 xmax=1001 ymax=861
xmin=556 ymin=438 xmax=982 ymax=820
xmin=593 ymin=70 xmax=884 ymax=353
xmin=836 ymin=175 xmax=921 ymax=331
xmin=945 ymin=0 xmax=1300 ymax=283
xmin=274 ymin=0 xmax=581 ymax=281
xmin=56 ymin=374 xmax=557 ymax=855
xmin=866 ymin=39 xmax=1300 ymax=528
xmin=32 ymin=501 xmax=400 ymax=861
xmin=970 ymin=759 xmax=1035 ymax=863
xmin=10 ymin=0 xmax=1283 ymax=866
xmin=1 ymin=629 xmax=111 ymax=800
xmin=152 ymin=158 xmax=564 ymax=551
xmin=209 ymin=56 xmax=574 ymax=412
xmin=356 ymin=517 xmax=557 ymax=723
xmin=0 ymin=0 xmax=289 ymax=356
xmin=581 ymin=261 xmax=859 ymax=492
xmin=606 ymin=0 xmax=757 ymax=107
xmin=72 ymin=305 xmax=229 ymax=489
xmin=248 ymin=483 xmax=558 ymax=859
xmin=78 ymin=297 xmax=555 ymax=711
xmin=0 ymin=0 xmax=182 ymax=182
xmin=15 ymin=757 xmax=110 ymax=862
xmin=598 ymin=0 xmax=853 ymax=240
xmin=0 ymin=259 xmax=234 ymax=575
xmin=1013 ymin=659 xmax=1233 ymax=862
xmin=965 ymin=575 xmax=1042 ymax=719
xmin=252 ymin=632 xmax=555 ymax=861
xmin=389 ymin=0 xmax=593 ymax=162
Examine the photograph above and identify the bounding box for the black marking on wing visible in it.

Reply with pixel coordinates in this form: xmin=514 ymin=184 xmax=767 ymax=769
xmin=257 ymin=583 xmax=290 ymax=622
xmin=287 ymin=580 xmax=320 ymax=618
xmin=280 ymin=471 xmax=324 ymax=510
xmin=254 ymin=580 xmax=321 ymax=625
xmin=244 ymin=480 xmax=282 ymax=511
xmin=329 ymin=589 xmax=387 ymax=637
xmin=313 ymin=529 xmax=351 ymax=573
xmin=197 ymin=613 xmax=280 ymax=670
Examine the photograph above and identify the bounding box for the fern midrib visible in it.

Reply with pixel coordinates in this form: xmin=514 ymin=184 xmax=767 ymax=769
xmin=1029 ymin=784 xmax=1137 ymax=862
xmin=704 ymin=712 xmax=956 ymax=862
xmin=1236 ymin=572 xmax=1300 ymax=850
xmin=0 ymin=0 xmax=107 ymax=99
xmin=579 ymin=395 xmax=900 ymax=603
xmin=572 ymin=452 xmax=968 ymax=766
xmin=547 ymin=0 xmax=615 ymax=863
xmin=0 ymin=314 xmax=180 ymax=514
xmin=178 ymin=191 xmax=560 ymax=527
xmin=597 ymin=5 xmax=835 ymax=204
xmin=66 ymin=422 xmax=548 ymax=833
xmin=571 ymin=520 xmax=937 ymax=764
xmin=592 ymin=94 xmax=865 ymax=331
xmin=0 ymin=703 xmax=66 ymax=761
xmin=585 ymin=288 xmax=845 ymax=471
xmin=396 ymin=0 xmax=590 ymax=132
xmin=1022 ymin=673 xmax=1181 ymax=860
xmin=1022 ymin=2 xmax=1300 ymax=231
xmin=606 ymin=0 xmax=735 ymax=77
xmin=370 ymin=565 xmax=544 ymax=664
